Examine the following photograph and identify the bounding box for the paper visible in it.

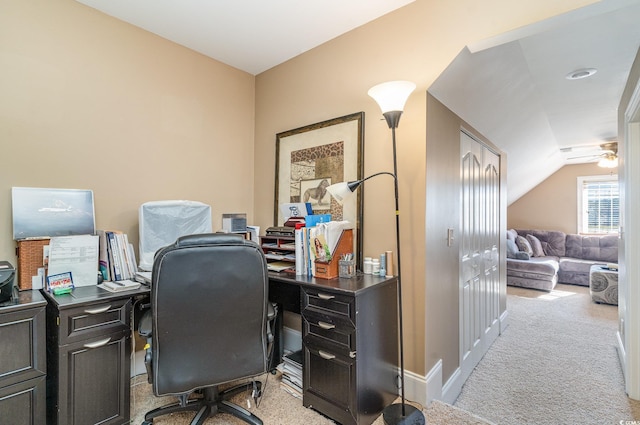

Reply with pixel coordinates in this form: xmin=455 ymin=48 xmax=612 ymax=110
xmin=47 ymin=235 xmax=99 ymax=287
xmin=318 ymin=221 xmax=353 ymax=254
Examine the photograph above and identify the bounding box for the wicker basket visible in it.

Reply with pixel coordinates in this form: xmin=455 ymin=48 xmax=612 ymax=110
xmin=16 ymin=239 xmax=50 ymax=290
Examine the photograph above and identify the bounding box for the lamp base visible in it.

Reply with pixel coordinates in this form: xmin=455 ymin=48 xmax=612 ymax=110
xmin=382 ymin=403 xmax=426 ymax=425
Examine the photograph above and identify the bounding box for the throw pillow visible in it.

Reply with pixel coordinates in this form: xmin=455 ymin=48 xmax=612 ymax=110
xmin=506 ymin=239 xmax=519 ymax=258
xmin=514 ymin=251 xmax=530 ymax=260
xmin=526 ymin=234 xmax=545 ymax=257
xmin=516 ymin=235 xmax=533 ymax=256
xmin=507 ymin=229 xmax=518 ymax=242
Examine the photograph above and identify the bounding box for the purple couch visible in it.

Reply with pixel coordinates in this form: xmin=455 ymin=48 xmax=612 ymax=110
xmin=506 ymin=229 xmax=618 ymax=291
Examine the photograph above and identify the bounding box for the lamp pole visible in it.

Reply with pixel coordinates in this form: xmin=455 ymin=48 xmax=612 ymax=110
xmin=328 ymin=81 xmax=423 ymax=424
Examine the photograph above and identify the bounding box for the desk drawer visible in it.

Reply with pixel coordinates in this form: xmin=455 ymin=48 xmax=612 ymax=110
xmin=302 ymin=288 xmax=354 ymax=319
xmin=302 ymin=308 xmax=355 ymax=350
xmin=57 ymin=299 xmax=131 ymax=345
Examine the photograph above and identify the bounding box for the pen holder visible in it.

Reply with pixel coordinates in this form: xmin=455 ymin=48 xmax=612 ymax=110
xmin=339 ymin=260 xmax=356 ymax=278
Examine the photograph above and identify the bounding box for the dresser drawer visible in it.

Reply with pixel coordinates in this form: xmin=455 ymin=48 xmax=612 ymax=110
xmin=56 ymin=298 xmax=131 ymax=345
xmin=302 ymin=288 xmax=354 ymax=318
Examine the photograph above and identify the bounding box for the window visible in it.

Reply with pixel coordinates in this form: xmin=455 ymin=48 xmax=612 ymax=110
xmin=577 ymin=175 xmax=619 ymax=234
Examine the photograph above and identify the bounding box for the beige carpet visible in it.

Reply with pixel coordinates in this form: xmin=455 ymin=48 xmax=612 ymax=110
xmin=454 ymin=284 xmax=640 ymax=424
xmin=130 ymin=372 xmax=494 ymax=424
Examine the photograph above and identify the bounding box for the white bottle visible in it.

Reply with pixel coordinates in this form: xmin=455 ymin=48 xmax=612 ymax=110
xmin=363 ymin=257 xmax=373 ymax=274
xmin=372 ymin=259 xmax=380 ymax=275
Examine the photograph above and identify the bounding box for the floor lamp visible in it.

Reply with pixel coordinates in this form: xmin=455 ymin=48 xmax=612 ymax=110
xmin=326 ymin=81 xmax=425 ymax=425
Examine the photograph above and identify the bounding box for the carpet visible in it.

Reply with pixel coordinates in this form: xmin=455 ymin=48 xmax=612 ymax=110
xmin=454 ymin=284 xmax=640 ymax=424
xmin=130 ymin=373 xmax=494 ymax=424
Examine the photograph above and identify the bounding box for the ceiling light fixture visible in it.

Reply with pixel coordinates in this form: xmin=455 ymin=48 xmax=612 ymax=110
xmin=565 ymin=68 xmax=597 ymax=80
xmin=598 ymin=153 xmax=618 ymax=168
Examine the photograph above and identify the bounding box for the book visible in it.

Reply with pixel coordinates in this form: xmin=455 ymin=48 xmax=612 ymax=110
xmin=99 ymin=280 xmax=141 ymax=292
xmin=267 ymin=261 xmax=294 ymax=272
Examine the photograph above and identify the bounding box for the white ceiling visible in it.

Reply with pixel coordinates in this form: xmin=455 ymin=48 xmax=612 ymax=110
xmin=75 ymin=0 xmax=415 ymax=75
xmin=429 ymin=0 xmax=640 ymax=204
xmin=76 ymin=0 xmax=640 ymax=204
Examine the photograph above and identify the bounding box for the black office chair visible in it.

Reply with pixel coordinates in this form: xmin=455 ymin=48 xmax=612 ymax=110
xmin=139 ymin=233 xmax=274 ymax=425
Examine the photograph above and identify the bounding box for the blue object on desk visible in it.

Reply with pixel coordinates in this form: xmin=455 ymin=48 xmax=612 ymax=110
xmin=305 ymin=214 xmax=331 ymax=227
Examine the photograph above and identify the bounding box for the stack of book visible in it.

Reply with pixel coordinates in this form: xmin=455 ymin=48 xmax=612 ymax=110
xmin=97 ymin=230 xmax=137 ymax=282
xmin=280 ymin=350 xmax=303 ymax=399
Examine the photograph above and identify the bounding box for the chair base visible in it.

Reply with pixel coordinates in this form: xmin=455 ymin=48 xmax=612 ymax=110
xmin=143 ymin=382 xmax=263 ymax=425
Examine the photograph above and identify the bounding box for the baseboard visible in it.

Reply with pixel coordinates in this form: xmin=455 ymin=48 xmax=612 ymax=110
xmin=422 ymin=360 xmax=464 ymax=405
xmin=617 ymin=330 xmax=626 ymax=378
xmin=500 ymin=309 xmax=509 ymax=334
xmin=425 ymin=359 xmax=443 ymax=405
xmin=441 ymin=366 xmax=463 ymax=405
xmin=402 ymin=367 xmax=428 ymax=407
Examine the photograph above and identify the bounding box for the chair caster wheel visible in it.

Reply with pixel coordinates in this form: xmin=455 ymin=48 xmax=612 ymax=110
xmin=142 ymin=420 xmax=153 ymax=425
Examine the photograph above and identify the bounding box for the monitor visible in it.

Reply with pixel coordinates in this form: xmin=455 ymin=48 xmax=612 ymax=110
xmin=11 ymin=187 xmax=96 ymax=240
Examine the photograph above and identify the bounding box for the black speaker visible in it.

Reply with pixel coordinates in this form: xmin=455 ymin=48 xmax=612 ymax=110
xmin=0 ymin=261 xmax=16 ymax=303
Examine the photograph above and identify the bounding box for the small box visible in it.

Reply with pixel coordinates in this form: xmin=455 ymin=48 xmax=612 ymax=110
xmin=314 ymin=229 xmax=353 ymax=279
xmin=222 ymin=213 xmax=247 ymax=233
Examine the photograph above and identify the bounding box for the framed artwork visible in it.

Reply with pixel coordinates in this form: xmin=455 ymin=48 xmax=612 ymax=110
xmin=275 ymin=112 xmax=364 ymax=268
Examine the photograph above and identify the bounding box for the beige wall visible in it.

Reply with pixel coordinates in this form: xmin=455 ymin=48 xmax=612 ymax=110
xmin=507 ymin=163 xmax=616 ymax=234
xmin=3 ymin=0 xmax=601 ymax=391
xmin=1 ymin=0 xmax=255 ymax=266
xmin=254 ymin=0 xmax=596 ymax=382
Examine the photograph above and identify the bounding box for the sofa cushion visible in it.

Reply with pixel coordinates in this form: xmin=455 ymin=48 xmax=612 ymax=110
xmin=516 ymin=229 xmax=566 ymax=257
xmin=507 ymin=256 xmax=559 ymax=277
xmin=507 ymin=229 xmax=518 ymax=241
xmin=516 ymin=235 xmax=533 ymax=256
xmin=565 ymin=234 xmax=618 ymax=263
xmin=506 ymin=239 xmax=519 ymax=258
xmin=558 ymin=257 xmax=607 ymax=286
xmin=526 ymin=234 xmax=545 ymax=257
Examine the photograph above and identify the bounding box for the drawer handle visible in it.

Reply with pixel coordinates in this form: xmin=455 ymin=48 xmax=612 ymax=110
xmin=318 ymin=350 xmax=336 ymax=360
xmin=84 ymin=305 xmax=112 ymax=315
xmin=317 ymin=293 xmax=335 ymax=300
xmin=317 ymin=321 xmax=335 ymax=330
xmin=84 ymin=337 xmax=111 ymax=349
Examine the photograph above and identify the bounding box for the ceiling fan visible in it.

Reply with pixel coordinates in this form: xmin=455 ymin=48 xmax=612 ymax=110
xmin=563 ymin=142 xmax=618 ymax=168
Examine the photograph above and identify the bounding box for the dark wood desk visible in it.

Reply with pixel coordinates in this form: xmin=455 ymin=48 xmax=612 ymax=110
xmin=269 ymin=272 xmax=399 ymax=425
xmin=42 ymin=285 xmax=149 ymax=425
xmin=0 ymin=290 xmax=47 ymax=425
xmin=39 ymin=273 xmax=397 ymax=425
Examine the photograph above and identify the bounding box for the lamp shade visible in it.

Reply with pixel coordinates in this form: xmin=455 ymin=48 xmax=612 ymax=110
xmin=367 ymin=81 xmax=416 ymax=113
xmin=326 ymin=181 xmax=360 ymax=205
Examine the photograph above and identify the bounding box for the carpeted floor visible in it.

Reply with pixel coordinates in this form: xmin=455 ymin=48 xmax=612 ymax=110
xmin=130 ymin=372 xmax=494 ymax=424
xmin=454 ymin=283 xmax=640 ymax=425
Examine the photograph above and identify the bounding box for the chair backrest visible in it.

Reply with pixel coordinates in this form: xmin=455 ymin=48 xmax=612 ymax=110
xmin=150 ymin=233 xmax=269 ymax=396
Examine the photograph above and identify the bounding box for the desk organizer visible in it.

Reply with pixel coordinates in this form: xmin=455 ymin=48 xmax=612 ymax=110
xmin=16 ymin=238 xmax=50 ymax=290
xmin=314 ymin=229 xmax=353 ymax=279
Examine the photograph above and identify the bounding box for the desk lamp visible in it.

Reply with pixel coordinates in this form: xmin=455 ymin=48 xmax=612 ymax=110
xmin=327 ymin=81 xmax=424 ymax=425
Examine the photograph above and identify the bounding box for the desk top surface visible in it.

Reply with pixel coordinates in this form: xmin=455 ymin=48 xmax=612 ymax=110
xmin=0 ymin=289 xmax=46 ymax=312
xmin=41 ymin=285 xmax=150 ymax=308
xmin=268 ymin=271 xmax=397 ymax=295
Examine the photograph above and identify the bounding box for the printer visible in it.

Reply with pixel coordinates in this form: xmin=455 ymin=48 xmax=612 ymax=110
xmin=0 ymin=261 xmax=16 ymax=303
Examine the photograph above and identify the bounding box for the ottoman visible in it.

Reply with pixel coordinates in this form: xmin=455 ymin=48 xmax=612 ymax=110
xmin=589 ymin=264 xmax=618 ymax=305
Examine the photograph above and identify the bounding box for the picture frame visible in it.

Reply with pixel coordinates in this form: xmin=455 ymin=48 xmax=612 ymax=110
xmin=275 ymin=112 xmax=364 ymax=269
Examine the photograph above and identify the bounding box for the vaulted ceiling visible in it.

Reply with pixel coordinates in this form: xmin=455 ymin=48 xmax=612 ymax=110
xmin=429 ymin=0 xmax=640 ymax=203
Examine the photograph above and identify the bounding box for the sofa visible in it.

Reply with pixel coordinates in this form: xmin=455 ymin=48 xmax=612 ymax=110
xmin=506 ymin=229 xmax=618 ymax=291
